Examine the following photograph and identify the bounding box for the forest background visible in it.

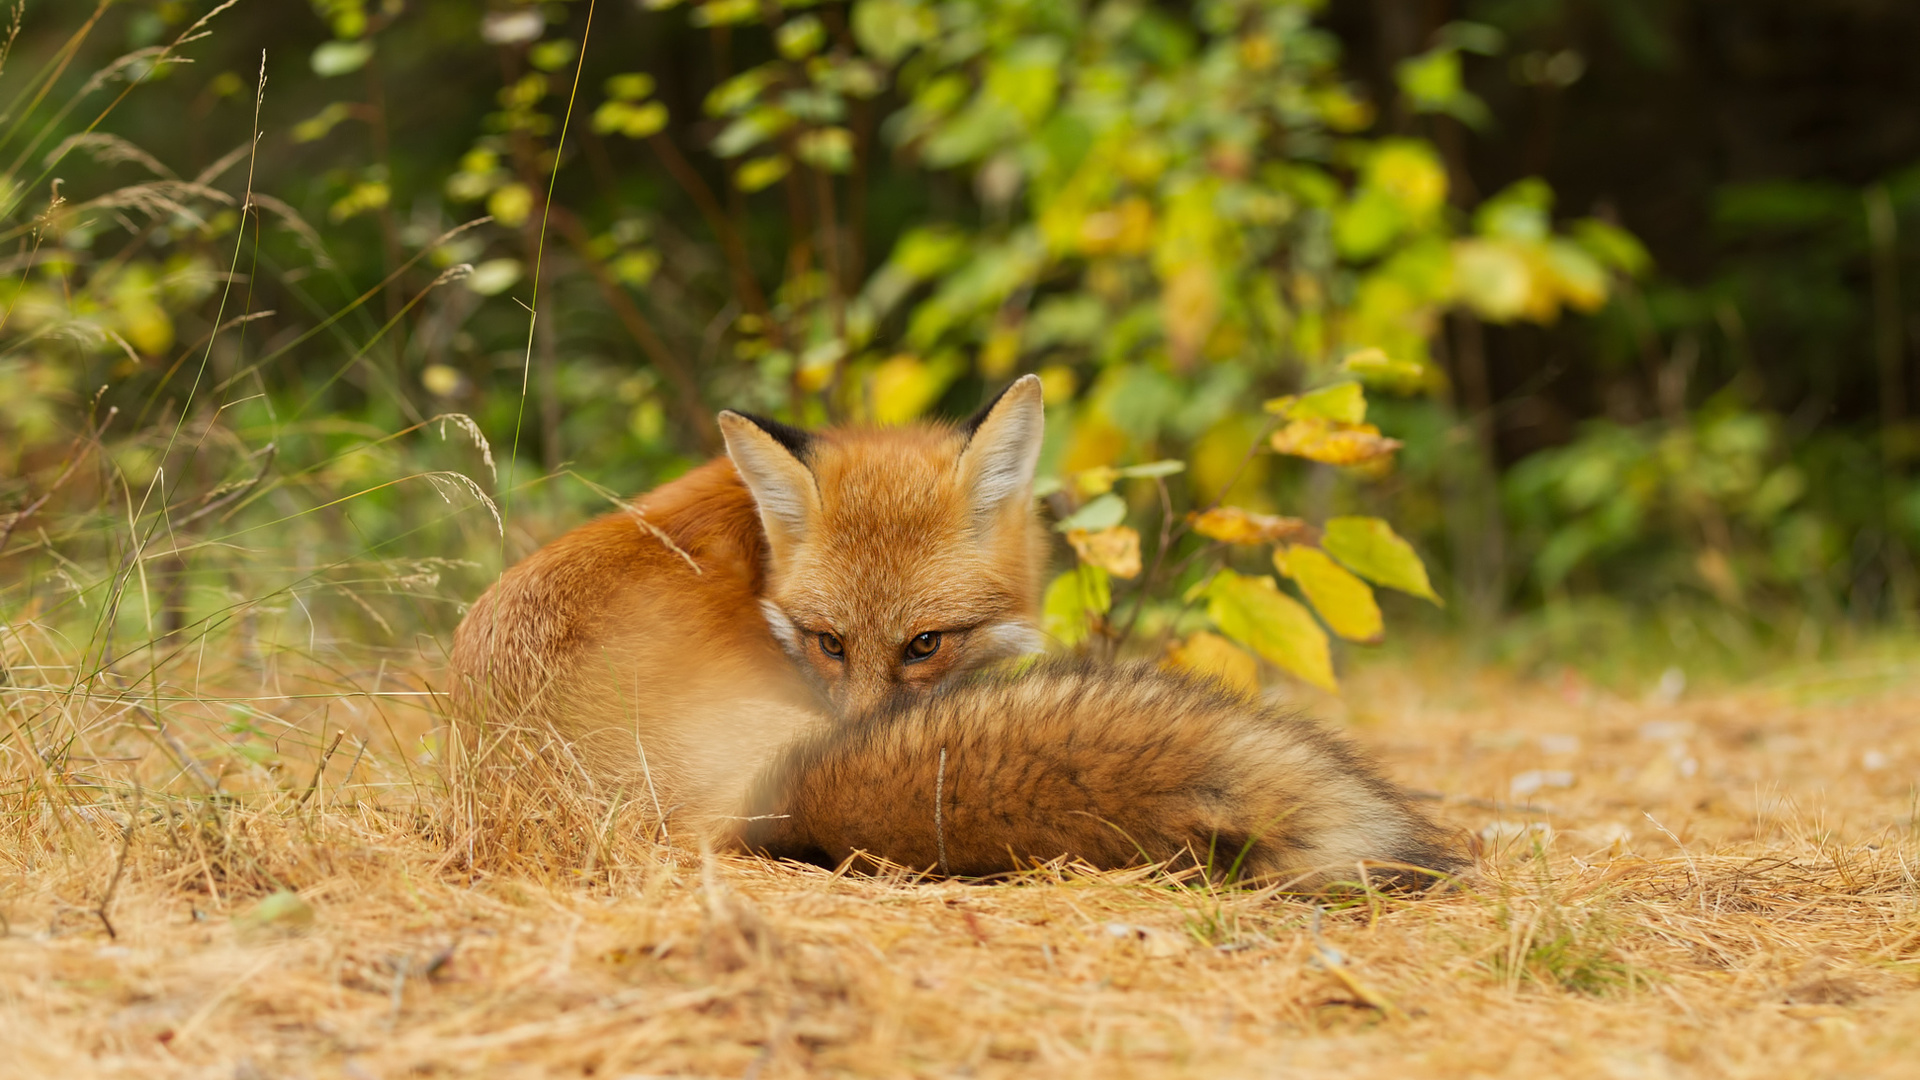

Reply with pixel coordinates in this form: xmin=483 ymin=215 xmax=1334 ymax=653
xmin=2 ymin=0 xmax=1918 ymax=694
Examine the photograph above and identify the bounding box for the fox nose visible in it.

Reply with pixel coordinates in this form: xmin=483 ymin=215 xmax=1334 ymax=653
xmin=835 ymin=678 xmax=886 ymax=718
xmin=834 ymin=658 xmax=896 ymax=718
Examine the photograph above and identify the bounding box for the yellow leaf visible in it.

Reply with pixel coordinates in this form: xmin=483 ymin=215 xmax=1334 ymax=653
xmin=1072 ymin=465 xmax=1119 ymax=498
xmin=1262 ymin=381 xmax=1366 ymax=424
xmin=735 ymin=154 xmax=790 ymax=192
xmin=871 ymin=353 xmax=956 ymax=423
xmin=1161 ymin=261 xmax=1219 ymax=368
xmin=980 ymin=322 xmax=1022 ymax=378
xmin=1204 ymin=570 xmax=1335 ymax=691
xmin=1321 ymin=516 xmax=1441 ymax=604
xmin=1079 ymin=196 xmax=1154 ymax=256
xmin=1163 ymin=631 xmax=1259 ymax=695
xmin=1276 ymin=545 xmax=1384 ymax=644
xmin=1366 ymin=139 xmax=1448 ymax=219
xmin=487 ymin=182 xmax=533 ymax=228
xmin=1546 ymin=239 xmax=1608 ymax=313
xmin=1340 ymin=347 xmax=1428 ymax=390
xmin=1452 ymin=238 xmax=1534 ymax=323
xmin=1269 ymin=419 xmax=1403 ymax=465
xmin=1036 ymin=363 xmax=1077 ymax=404
xmin=1068 ymin=525 xmax=1141 ymax=579
xmin=1187 ymin=506 xmax=1315 ymax=546
xmin=1043 ymin=565 xmax=1111 ymax=648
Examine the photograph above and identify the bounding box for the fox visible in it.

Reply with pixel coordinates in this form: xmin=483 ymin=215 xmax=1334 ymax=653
xmin=449 ymin=374 xmax=1461 ymax=886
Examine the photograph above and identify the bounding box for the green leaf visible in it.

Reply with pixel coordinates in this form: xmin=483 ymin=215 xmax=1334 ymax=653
xmin=1263 ymin=381 xmax=1366 ymax=424
xmin=705 ymin=66 xmax=777 ymax=117
xmin=234 ymin=890 xmax=315 ymax=936
xmin=292 ymin=102 xmax=353 ymax=144
xmin=1043 ymin=565 xmax=1111 ymax=648
xmin=466 ymin=258 xmax=524 ymax=297
xmin=1333 ymin=186 xmax=1403 ymax=260
xmin=529 ymin=39 xmax=578 ymax=72
xmin=1321 ymin=517 xmax=1441 ymax=605
xmin=1573 ymin=218 xmax=1652 ymax=277
xmin=852 ymin=0 xmax=937 ymax=65
xmin=735 ymin=155 xmax=791 ymax=193
xmin=1451 ymin=238 xmax=1534 ymax=323
xmin=1116 ymin=459 xmax=1187 ymax=479
xmin=776 ymin=15 xmax=826 ymax=61
xmin=691 ymin=0 xmax=759 ymax=27
xmin=1276 ymin=545 xmax=1384 ymax=644
xmin=1398 ymin=48 xmax=1461 ymax=110
xmin=310 ymin=40 xmax=374 ymax=78
xmin=1054 ymin=492 xmax=1125 ymax=533
xmin=713 ymin=107 xmax=792 ymax=158
xmin=1204 ymin=570 xmax=1335 ymax=691
xmin=606 ymin=73 xmax=657 ymax=102
xmin=796 ymin=127 xmax=853 ymax=172
xmin=593 ymin=100 xmax=668 ymax=139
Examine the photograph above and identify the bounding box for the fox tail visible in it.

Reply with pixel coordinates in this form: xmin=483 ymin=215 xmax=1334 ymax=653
xmin=735 ymin=661 xmax=1463 ymax=891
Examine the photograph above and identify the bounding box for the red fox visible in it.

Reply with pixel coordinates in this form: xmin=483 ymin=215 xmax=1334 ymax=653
xmin=449 ymin=375 xmax=1460 ymax=886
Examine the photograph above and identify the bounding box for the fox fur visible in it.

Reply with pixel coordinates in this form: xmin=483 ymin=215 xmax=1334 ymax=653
xmin=448 ymin=374 xmax=1461 ymax=886
xmin=736 ymin=660 xmax=1462 ymax=889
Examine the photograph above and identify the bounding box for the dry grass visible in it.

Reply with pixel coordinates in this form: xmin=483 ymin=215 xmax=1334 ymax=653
xmin=3 ymin=631 xmax=1919 ymax=1079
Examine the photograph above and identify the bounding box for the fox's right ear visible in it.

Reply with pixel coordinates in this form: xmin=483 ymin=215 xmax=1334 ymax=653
xmin=718 ymin=411 xmax=819 ymax=548
xmin=957 ymin=373 xmax=1045 ymax=525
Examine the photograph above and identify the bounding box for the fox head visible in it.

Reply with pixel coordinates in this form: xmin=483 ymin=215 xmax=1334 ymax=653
xmin=718 ymin=375 xmax=1049 ymax=717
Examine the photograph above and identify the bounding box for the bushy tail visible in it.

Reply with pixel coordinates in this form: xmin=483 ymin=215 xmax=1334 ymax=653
xmin=734 ymin=661 xmax=1463 ymax=891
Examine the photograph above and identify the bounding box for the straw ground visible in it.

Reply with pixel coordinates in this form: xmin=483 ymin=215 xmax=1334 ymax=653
xmin=2 ymin=628 xmax=1917 ymax=1079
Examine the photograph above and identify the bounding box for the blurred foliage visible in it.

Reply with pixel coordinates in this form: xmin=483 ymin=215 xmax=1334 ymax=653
xmin=0 ymin=0 xmax=1914 ymax=689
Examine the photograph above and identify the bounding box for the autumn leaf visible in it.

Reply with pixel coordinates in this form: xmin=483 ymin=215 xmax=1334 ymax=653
xmin=1262 ymin=381 xmax=1366 ymax=424
xmin=1320 ymin=516 xmax=1441 ymax=604
xmin=1042 ymin=565 xmax=1111 ymax=647
xmin=1340 ymin=347 xmax=1428 ymax=390
xmin=1275 ymin=544 xmax=1384 ymax=643
xmin=1269 ymin=418 xmax=1403 ymax=466
xmin=1163 ymin=631 xmax=1259 ymax=695
xmin=1068 ymin=525 xmax=1142 ymax=579
xmin=1203 ymin=569 xmax=1335 ymax=690
xmin=1187 ymin=506 xmax=1316 ymax=546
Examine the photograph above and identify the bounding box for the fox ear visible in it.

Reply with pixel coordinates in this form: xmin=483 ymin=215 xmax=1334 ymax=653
xmin=957 ymin=374 xmax=1045 ymax=523
xmin=719 ymin=411 xmax=819 ymax=546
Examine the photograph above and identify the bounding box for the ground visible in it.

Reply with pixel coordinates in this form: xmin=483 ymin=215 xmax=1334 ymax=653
xmin=3 ymin=646 xmax=1918 ymax=1079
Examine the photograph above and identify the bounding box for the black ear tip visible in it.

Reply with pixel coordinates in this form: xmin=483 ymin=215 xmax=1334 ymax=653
xmin=725 ymin=410 xmax=815 ymax=460
xmin=962 ymin=376 xmax=1042 ymax=435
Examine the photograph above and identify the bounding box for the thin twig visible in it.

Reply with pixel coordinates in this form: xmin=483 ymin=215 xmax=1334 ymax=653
xmin=171 ymin=443 xmax=277 ymax=531
xmin=96 ymin=782 xmax=142 ymax=940
xmin=935 ymin=746 xmax=949 ymax=877
xmin=296 ymin=731 xmax=346 ymax=808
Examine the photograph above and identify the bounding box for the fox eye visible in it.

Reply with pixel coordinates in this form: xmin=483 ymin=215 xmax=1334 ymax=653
xmin=818 ymin=631 xmax=844 ymax=660
xmin=903 ymin=631 xmax=941 ymax=663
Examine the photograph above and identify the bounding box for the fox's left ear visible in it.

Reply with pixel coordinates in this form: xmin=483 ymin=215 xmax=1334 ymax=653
xmin=957 ymin=374 xmax=1045 ymax=524
xmin=719 ymin=411 xmax=819 ymax=550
